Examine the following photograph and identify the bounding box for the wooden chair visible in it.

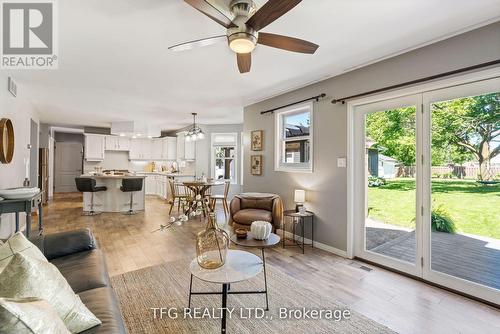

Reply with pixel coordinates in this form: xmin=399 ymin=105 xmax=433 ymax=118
xmin=209 ymin=180 xmax=231 ymax=217
xmin=168 ymin=178 xmax=190 ymax=215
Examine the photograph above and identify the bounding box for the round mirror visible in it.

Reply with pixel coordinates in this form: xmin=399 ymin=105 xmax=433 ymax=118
xmin=0 ymin=118 xmax=14 ymax=164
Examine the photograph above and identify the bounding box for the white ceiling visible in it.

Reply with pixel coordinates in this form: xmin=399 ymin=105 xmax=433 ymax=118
xmin=13 ymin=0 xmax=500 ymax=130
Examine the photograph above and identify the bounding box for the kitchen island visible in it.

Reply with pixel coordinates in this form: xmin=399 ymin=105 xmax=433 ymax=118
xmin=82 ymin=174 xmax=146 ymax=213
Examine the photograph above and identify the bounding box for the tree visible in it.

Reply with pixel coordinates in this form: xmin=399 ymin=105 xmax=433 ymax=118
xmin=365 ymin=92 xmax=499 ymax=180
xmin=432 ymin=93 xmax=500 ymax=180
xmin=365 ymin=106 xmax=417 ymax=165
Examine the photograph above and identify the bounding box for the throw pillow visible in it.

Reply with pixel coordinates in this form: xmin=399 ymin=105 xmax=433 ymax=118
xmin=0 ymin=297 xmax=70 ymax=334
xmin=0 ymin=253 xmax=101 ymax=333
xmin=0 ymin=232 xmax=47 ymax=273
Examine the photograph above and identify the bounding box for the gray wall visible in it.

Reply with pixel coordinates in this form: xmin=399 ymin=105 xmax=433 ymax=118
xmin=243 ymin=22 xmax=500 ymax=252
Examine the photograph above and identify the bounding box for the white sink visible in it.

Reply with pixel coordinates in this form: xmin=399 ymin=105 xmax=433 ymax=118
xmin=0 ymin=187 xmax=40 ymax=199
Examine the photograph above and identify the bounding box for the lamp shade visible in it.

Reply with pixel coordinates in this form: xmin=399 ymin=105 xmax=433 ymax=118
xmin=294 ymin=189 xmax=306 ymax=203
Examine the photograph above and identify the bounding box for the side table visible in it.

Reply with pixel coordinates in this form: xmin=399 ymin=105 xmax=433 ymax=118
xmin=283 ymin=210 xmax=314 ymax=254
xmin=188 ymin=250 xmax=263 ymax=334
xmin=230 ymin=232 xmax=280 ymax=310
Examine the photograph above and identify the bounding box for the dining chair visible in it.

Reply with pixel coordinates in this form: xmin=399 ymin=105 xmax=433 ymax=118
xmin=209 ymin=180 xmax=231 ymax=218
xmin=168 ymin=178 xmax=190 ymax=214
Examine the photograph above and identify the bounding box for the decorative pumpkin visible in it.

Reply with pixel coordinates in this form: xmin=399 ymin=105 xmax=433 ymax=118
xmin=251 ymin=221 xmax=272 ymax=240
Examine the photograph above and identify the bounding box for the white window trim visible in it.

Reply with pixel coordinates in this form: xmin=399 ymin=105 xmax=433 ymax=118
xmin=274 ymin=101 xmax=314 ymax=173
xmin=210 ymin=132 xmax=238 ymax=185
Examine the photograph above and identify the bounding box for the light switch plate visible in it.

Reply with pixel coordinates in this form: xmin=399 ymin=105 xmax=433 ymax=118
xmin=337 ymin=157 xmax=347 ymax=168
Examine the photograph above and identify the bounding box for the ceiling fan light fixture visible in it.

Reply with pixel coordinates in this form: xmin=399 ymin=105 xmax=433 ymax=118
xmin=228 ymin=31 xmax=257 ymax=54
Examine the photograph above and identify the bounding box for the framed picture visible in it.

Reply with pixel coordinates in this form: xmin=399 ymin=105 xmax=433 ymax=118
xmin=251 ymin=130 xmax=263 ymax=151
xmin=251 ymin=155 xmax=262 ymax=175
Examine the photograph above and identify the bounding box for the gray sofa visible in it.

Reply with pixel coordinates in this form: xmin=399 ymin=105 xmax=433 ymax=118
xmin=30 ymin=229 xmax=126 ymax=334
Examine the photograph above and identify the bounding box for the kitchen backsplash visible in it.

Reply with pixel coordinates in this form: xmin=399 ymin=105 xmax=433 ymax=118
xmin=83 ymin=151 xmax=195 ymax=174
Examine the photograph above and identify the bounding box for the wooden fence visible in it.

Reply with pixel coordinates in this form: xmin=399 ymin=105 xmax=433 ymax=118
xmin=396 ymin=165 xmax=500 ymax=179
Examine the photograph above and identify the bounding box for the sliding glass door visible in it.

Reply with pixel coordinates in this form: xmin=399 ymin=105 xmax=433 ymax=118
xmin=353 ymin=76 xmax=500 ymax=305
xmin=353 ymin=94 xmax=423 ymax=276
xmin=422 ymin=78 xmax=500 ymax=304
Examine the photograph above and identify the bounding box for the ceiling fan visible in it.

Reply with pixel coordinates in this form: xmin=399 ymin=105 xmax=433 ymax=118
xmin=169 ymin=0 xmax=319 ymax=73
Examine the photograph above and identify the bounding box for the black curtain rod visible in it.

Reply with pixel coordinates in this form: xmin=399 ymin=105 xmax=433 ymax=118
xmin=331 ymin=59 xmax=500 ymax=104
xmin=260 ymin=93 xmax=326 ymax=115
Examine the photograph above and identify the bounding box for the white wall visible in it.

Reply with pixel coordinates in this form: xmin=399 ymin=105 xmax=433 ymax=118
xmin=0 ymin=73 xmax=39 ymax=238
xmin=243 ymin=21 xmax=500 ymax=252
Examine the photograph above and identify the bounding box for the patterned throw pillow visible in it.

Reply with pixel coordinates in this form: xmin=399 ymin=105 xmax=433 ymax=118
xmin=0 ymin=232 xmax=47 ymax=273
xmin=0 ymin=253 xmax=101 ymax=333
xmin=0 ymin=297 xmax=70 ymax=334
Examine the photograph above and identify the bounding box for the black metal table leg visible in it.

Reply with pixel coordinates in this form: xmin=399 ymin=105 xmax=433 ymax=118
xmin=301 ymin=217 xmax=305 ymax=254
xmin=38 ymin=202 xmax=43 ymax=234
xmin=221 ymin=283 xmax=228 ymax=334
xmin=311 ymin=216 xmax=314 ymax=248
xmin=262 ymin=248 xmax=269 ymax=311
xmin=26 ymin=211 xmax=32 ymax=238
xmin=188 ymin=274 xmax=193 ymax=308
xmin=15 ymin=212 xmax=19 ymax=232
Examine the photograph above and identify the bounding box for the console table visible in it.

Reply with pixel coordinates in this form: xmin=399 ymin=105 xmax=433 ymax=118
xmin=0 ymin=192 xmax=43 ymax=238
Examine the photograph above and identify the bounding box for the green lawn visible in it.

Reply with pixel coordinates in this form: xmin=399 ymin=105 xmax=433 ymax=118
xmin=368 ymin=179 xmax=500 ymax=239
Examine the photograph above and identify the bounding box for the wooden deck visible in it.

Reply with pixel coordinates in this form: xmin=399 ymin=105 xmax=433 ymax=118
xmin=368 ymin=229 xmax=500 ymax=290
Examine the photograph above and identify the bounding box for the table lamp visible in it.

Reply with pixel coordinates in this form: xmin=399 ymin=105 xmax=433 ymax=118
xmin=294 ymin=189 xmax=306 ymax=212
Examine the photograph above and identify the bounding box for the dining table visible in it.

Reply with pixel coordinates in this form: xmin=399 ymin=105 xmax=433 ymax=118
xmin=180 ymin=180 xmax=224 ymax=217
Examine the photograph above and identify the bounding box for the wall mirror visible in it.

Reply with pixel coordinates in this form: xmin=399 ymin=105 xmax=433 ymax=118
xmin=0 ymin=118 xmax=14 ymax=164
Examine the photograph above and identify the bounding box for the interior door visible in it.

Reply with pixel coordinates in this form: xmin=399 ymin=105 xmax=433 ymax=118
xmin=422 ymin=77 xmax=500 ymax=305
xmin=353 ymin=94 xmax=423 ymax=276
xmin=55 ymin=142 xmax=83 ymax=192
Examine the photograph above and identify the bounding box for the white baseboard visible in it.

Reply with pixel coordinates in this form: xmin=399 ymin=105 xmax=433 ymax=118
xmin=277 ymin=229 xmax=349 ymax=258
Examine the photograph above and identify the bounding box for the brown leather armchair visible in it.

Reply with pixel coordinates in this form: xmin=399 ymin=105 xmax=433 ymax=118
xmin=229 ymin=193 xmax=283 ymax=231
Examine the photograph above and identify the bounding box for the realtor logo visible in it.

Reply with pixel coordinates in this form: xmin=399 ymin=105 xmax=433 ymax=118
xmin=1 ymin=0 xmax=58 ymax=69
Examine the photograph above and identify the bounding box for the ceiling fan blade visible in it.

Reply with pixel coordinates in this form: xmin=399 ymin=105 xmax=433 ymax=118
xmin=184 ymin=0 xmax=235 ymax=28
xmin=246 ymin=0 xmax=301 ymax=31
xmin=168 ymin=35 xmax=227 ymax=52
xmin=258 ymin=32 xmax=318 ymax=54
xmin=237 ymin=53 xmax=251 ymax=73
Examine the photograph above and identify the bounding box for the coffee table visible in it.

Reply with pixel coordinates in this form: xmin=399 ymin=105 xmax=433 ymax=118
xmin=188 ymin=250 xmax=263 ymax=334
xmin=230 ymin=232 xmax=280 ymax=311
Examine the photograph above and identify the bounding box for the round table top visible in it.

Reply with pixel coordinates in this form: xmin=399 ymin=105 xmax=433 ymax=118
xmin=182 ymin=181 xmax=224 ymax=187
xmin=230 ymin=232 xmax=280 ymax=248
xmin=189 ymin=250 xmax=262 ymax=284
xmin=283 ymin=210 xmax=314 ymax=217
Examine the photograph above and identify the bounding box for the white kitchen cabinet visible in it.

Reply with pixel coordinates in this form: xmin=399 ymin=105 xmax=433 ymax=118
xmin=129 ymin=139 xmax=152 ymax=160
xmin=84 ymin=134 xmax=105 ymax=161
xmin=176 ymin=133 xmax=185 ymax=160
xmin=105 ymin=136 xmax=130 ymax=151
xmin=151 ymin=139 xmax=163 ymax=160
xmin=145 ymin=175 xmax=156 ymax=195
xmin=176 ymin=132 xmax=195 ymax=160
xmin=117 ymin=137 xmax=130 ymax=150
xmin=164 ymin=137 xmax=177 ymax=160
xmin=185 ymin=139 xmax=195 ymax=160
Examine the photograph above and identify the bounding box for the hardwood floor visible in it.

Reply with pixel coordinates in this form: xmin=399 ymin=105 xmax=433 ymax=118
xmin=42 ymin=193 xmax=500 ymax=334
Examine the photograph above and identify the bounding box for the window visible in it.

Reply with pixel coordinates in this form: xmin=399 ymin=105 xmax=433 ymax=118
xmin=275 ymin=102 xmax=313 ymax=172
xmin=211 ymin=133 xmax=238 ymax=184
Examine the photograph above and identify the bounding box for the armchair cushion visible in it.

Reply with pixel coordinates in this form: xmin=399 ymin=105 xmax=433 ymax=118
xmin=233 ymin=209 xmax=273 ymax=226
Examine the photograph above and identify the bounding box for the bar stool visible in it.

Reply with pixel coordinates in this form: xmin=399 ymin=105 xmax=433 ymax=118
xmin=121 ymin=178 xmax=143 ymax=215
xmin=75 ymin=177 xmax=107 ymax=215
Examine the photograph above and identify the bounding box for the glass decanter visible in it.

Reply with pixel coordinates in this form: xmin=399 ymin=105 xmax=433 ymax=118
xmin=196 ymin=213 xmax=229 ymax=269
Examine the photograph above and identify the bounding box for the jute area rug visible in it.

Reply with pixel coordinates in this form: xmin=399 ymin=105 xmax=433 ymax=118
xmin=111 ymin=258 xmax=396 ymax=334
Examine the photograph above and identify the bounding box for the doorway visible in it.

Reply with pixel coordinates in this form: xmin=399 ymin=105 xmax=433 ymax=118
xmin=351 ymin=75 xmax=500 ymax=305
xmin=30 ymin=119 xmax=38 ymax=187
xmin=54 ymin=138 xmax=83 ymax=192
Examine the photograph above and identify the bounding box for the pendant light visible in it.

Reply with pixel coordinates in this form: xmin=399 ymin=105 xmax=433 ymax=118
xmin=185 ymin=113 xmax=205 ymax=142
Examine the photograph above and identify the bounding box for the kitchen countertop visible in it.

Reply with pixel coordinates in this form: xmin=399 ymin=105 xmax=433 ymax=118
xmin=82 ymin=174 xmax=146 ymax=179
xmin=133 ymin=172 xmax=195 ymax=177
